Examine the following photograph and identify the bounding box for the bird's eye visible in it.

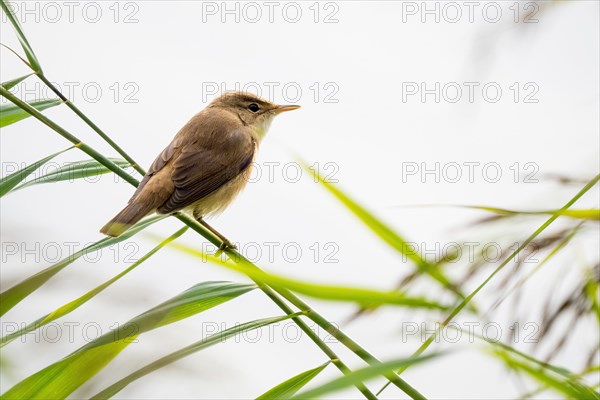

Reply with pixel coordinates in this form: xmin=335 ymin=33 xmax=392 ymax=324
xmin=248 ymin=103 xmax=260 ymax=113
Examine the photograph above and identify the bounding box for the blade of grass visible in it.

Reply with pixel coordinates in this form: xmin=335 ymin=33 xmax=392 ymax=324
xmin=15 ymin=158 xmax=130 ymax=190
xmin=377 ymin=174 xmax=600 ymax=396
xmin=466 ymin=205 xmax=600 ymax=221
xmin=0 ymin=86 xmax=139 ymax=187
xmin=1 ymin=73 xmax=34 ymax=90
xmin=0 ymin=215 xmax=166 ymax=317
xmin=1 ymin=227 xmax=188 ymax=347
xmin=445 ymin=325 xmax=599 ymax=398
xmin=492 ymin=349 xmax=599 ymax=399
xmin=91 ymin=314 xmax=300 ymax=400
xmin=179 ymin=214 xmax=426 ymax=400
xmin=166 ymin=240 xmax=448 ymax=310
xmin=0 ymin=0 xmax=42 ymax=71
xmin=448 ymin=324 xmax=574 ymax=377
xmin=36 ymin=74 xmax=147 ymax=176
xmin=0 ymin=99 xmax=62 ymax=127
xmin=1 ymin=281 xmax=256 ymax=399
xmin=301 ymin=161 xmax=463 ymax=299
xmin=256 ymin=362 xmax=331 ymax=400
xmin=0 ymin=147 xmax=70 ymax=197
xmin=291 ymin=354 xmax=440 ymax=399
xmin=483 ymin=223 xmax=583 ymax=317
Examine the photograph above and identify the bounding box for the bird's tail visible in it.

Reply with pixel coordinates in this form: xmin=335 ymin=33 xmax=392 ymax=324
xmin=100 ymin=202 xmax=154 ymax=237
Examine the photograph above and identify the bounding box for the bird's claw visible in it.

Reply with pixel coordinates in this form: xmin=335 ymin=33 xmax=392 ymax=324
xmin=215 ymin=240 xmax=237 ymax=258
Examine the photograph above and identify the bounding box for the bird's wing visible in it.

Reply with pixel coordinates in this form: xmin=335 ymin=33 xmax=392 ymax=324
xmin=156 ymin=129 xmax=256 ymax=214
xmin=128 ymin=136 xmax=183 ymax=204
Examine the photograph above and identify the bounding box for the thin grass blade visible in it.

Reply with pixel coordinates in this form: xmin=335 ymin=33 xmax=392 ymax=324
xmin=0 ymin=0 xmax=42 ymax=71
xmin=492 ymin=349 xmax=599 ymax=399
xmin=0 ymin=147 xmax=70 ymax=197
xmin=1 ymin=227 xmax=188 ymax=347
xmin=291 ymin=354 xmax=439 ymax=399
xmin=168 ymin=241 xmax=448 ymax=310
xmin=300 ymin=160 xmax=463 ymax=297
xmin=91 ymin=314 xmax=297 ymax=399
xmin=1 ymin=73 xmax=34 ymax=90
xmin=0 ymin=99 xmax=62 ymax=127
xmin=1 ymin=281 xmax=256 ymax=399
xmin=467 ymin=205 xmax=600 ymax=221
xmin=15 ymin=158 xmax=131 ymax=190
xmin=0 ymin=215 xmax=166 ymax=317
xmin=256 ymin=361 xmax=331 ymax=399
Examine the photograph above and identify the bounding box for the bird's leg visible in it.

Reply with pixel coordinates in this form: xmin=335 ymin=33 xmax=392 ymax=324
xmin=196 ymin=217 xmax=237 ymax=255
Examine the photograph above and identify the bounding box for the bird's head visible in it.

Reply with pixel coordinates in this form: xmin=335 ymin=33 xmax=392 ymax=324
xmin=209 ymin=91 xmax=300 ymax=138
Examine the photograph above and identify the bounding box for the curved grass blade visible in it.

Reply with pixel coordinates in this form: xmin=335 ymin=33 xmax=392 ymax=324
xmin=2 ymin=281 xmax=256 ymax=399
xmin=177 ymin=215 xmax=422 ymax=400
xmin=300 ymin=160 xmax=463 ymax=298
xmin=291 ymin=354 xmax=439 ymax=399
xmin=466 ymin=205 xmax=600 ymax=221
xmin=0 ymin=86 xmax=140 ymax=187
xmin=1 ymin=227 xmax=188 ymax=347
xmin=0 ymin=99 xmax=62 ymax=127
xmin=256 ymin=361 xmax=331 ymax=400
xmin=492 ymin=349 xmax=599 ymax=399
xmin=91 ymin=314 xmax=298 ymax=399
xmin=483 ymin=224 xmax=582 ymax=317
xmin=0 ymin=215 xmax=166 ymax=317
xmin=446 ymin=325 xmax=599 ymax=398
xmin=0 ymin=147 xmax=70 ymax=197
xmin=167 ymin=241 xmax=448 ymax=310
xmin=15 ymin=158 xmax=131 ymax=190
xmin=0 ymin=0 xmax=42 ymax=71
xmin=1 ymin=73 xmax=34 ymax=90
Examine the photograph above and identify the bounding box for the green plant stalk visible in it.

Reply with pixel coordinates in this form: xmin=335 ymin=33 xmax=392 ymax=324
xmin=35 ymin=74 xmax=146 ymax=176
xmin=376 ymin=174 xmax=600 ymax=396
xmin=2 ymin=69 xmax=423 ymax=400
xmin=179 ymin=216 xmax=425 ymax=400
xmin=177 ymin=214 xmax=382 ymax=400
xmin=1 ymin=227 xmax=189 ymax=347
xmin=0 ymin=86 xmax=139 ymax=188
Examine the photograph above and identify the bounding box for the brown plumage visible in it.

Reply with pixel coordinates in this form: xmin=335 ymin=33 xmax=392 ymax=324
xmin=100 ymin=92 xmax=299 ymax=238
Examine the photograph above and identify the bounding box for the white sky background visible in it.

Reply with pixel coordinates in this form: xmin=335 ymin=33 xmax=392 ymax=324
xmin=1 ymin=1 xmax=599 ymax=398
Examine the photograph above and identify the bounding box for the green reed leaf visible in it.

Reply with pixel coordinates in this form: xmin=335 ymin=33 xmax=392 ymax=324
xmin=291 ymin=354 xmax=439 ymax=399
xmin=301 ymin=160 xmax=463 ymax=298
xmin=1 ymin=73 xmax=34 ymax=90
xmin=92 ymin=314 xmax=297 ymax=399
xmin=0 ymin=0 xmax=42 ymax=71
xmin=2 ymin=281 xmax=256 ymax=399
xmin=256 ymin=362 xmax=331 ymax=400
xmin=492 ymin=349 xmax=599 ymax=399
xmin=1 ymin=227 xmax=188 ymax=347
xmin=0 ymin=99 xmax=62 ymax=128
xmin=15 ymin=158 xmax=131 ymax=190
xmin=0 ymin=147 xmax=70 ymax=197
xmin=168 ymin=241 xmax=449 ymax=310
xmin=0 ymin=215 xmax=166 ymax=317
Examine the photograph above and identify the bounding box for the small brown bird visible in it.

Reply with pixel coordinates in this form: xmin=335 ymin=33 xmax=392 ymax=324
xmin=100 ymin=92 xmax=299 ymax=247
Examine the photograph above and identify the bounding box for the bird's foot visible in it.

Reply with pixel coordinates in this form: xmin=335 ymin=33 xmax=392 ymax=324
xmin=215 ymin=239 xmax=237 ymax=258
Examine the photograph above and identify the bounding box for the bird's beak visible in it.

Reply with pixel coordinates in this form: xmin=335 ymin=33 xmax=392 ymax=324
xmin=275 ymin=104 xmax=301 ymax=113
